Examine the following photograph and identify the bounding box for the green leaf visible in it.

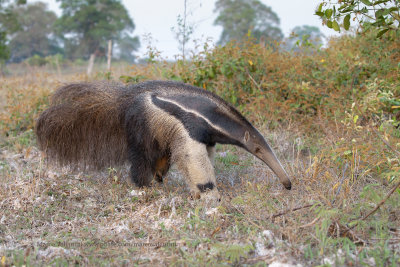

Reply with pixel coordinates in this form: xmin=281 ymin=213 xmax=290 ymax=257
xmin=353 ymin=115 xmax=359 ymax=124
xmin=376 ymin=28 xmax=389 ymax=38
xmin=344 ymin=14 xmax=351 ymax=30
xmin=318 ymin=3 xmax=323 ymax=12
xmin=315 ymin=11 xmax=324 ymax=17
xmin=360 ymin=0 xmax=372 ymax=6
xmin=382 ymin=8 xmax=391 ymax=16
xmin=325 ymin=9 xmax=333 ymax=19
xmin=375 ymin=9 xmax=384 ymax=18
xmin=332 ymin=20 xmax=340 ymax=32
xmin=327 ymin=20 xmax=333 ymax=29
xmin=341 ymin=6 xmax=355 ymax=13
xmin=373 ymin=0 xmax=388 ymax=5
xmin=360 ymin=6 xmax=369 ymax=14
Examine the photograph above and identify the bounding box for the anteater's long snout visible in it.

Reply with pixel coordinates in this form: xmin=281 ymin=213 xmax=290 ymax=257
xmin=259 ymin=146 xmax=292 ymax=190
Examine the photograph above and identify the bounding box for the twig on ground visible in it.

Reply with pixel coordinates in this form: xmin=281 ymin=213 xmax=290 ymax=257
xmin=270 ymin=203 xmax=319 ymax=220
xmin=371 ymin=127 xmax=400 ymax=157
xmin=299 ymin=217 xmax=320 ymax=228
xmin=210 ymin=226 xmax=221 ymax=238
xmin=347 ymin=180 xmax=400 ymax=231
xmin=353 ymin=180 xmax=400 ymax=228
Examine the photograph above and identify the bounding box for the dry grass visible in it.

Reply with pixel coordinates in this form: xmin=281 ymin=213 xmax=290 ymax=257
xmin=1 ymin=69 xmax=399 ymax=266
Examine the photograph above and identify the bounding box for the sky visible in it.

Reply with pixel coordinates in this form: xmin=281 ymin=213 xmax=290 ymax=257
xmin=33 ymin=0 xmax=340 ymax=59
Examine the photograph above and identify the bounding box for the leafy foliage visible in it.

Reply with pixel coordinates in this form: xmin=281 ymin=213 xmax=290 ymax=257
xmin=0 ymin=0 xmax=26 ymax=63
xmin=0 ymin=31 xmax=9 ymax=64
xmin=164 ymin=31 xmax=399 ymax=127
xmin=214 ymin=0 xmax=283 ymax=45
xmin=316 ymin=0 xmax=400 ymax=37
xmin=284 ymin=25 xmax=325 ymax=51
xmin=0 ymin=0 xmax=26 ymax=33
xmin=7 ymin=2 xmax=60 ymax=63
xmin=55 ymin=0 xmax=139 ymax=59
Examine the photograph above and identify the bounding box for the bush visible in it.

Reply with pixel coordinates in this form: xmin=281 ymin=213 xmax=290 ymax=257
xmin=25 ymin=54 xmax=48 ymax=66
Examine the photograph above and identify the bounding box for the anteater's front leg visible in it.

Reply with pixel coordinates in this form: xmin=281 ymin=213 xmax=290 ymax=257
xmin=128 ymin=148 xmax=153 ymax=187
xmin=172 ymin=139 xmax=220 ymax=201
xmin=154 ymin=156 xmax=170 ymax=183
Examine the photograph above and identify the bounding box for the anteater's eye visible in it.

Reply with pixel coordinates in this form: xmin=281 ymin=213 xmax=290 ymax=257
xmin=255 ymin=147 xmax=261 ymax=154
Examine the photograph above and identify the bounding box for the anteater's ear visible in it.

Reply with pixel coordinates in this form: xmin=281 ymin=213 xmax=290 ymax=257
xmin=244 ymin=131 xmax=250 ymax=143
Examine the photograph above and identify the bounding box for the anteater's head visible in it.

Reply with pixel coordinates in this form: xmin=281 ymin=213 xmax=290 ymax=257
xmin=241 ymin=130 xmax=292 ymax=190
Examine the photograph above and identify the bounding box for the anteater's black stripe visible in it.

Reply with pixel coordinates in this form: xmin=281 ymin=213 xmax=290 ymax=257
xmin=151 ymin=94 xmax=243 ymax=147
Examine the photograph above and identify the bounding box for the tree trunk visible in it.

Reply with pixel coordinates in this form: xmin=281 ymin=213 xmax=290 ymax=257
xmin=107 ymin=40 xmax=112 ymax=72
xmin=87 ymin=53 xmax=96 ymax=76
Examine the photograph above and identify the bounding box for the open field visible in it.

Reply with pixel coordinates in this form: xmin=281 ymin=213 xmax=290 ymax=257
xmin=1 ymin=33 xmax=400 ymax=266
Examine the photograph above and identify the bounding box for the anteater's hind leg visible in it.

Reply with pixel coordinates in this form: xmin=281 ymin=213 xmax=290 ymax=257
xmin=172 ymin=140 xmax=220 ymax=201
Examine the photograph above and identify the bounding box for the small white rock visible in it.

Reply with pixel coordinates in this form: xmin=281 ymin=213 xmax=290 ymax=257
xmin=366 ymin=257 xmax=375 ymax=266
xmin=130 ymin=190 xmax=145 ymax=196
xmin=322 ymin=257 xmax=334 ymax=265
xmin=205 ymin=207 xmax=219 ymax=216
xmin=255 ymin=242 xmax=275 ymax=257
xmin=262 ymin=230 xmax=274 ymax=243
xmin=13 ymin=199 xmax=21 ymax=210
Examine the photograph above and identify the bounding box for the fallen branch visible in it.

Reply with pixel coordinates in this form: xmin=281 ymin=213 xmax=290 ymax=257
xmin=299 ymin=217 xmax=320 ymax=228
xmin=271 ymin=203 xmax=319 ymax=219
xmin=371 ymin=127 xmax=400 ymax=157
xmin=348 ymin=180 xmax=400 ymax=231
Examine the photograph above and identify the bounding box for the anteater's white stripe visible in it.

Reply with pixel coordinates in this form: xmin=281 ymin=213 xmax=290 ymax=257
xmin=155 ymin=95 xmax=230 ymax=136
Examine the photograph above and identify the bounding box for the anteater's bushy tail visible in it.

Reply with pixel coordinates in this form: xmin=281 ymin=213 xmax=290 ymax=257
xmin=36 ymin=82 xmax=128 ymax=170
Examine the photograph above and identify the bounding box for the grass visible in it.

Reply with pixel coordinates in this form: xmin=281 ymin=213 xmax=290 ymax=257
xmin=1 ymin=34 xmax=400 ymax=265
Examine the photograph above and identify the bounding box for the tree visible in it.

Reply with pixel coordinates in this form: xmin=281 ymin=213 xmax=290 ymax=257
xmin=55 ymin=0 xmax=139 ymax=60
xmin=214 ymin=0 xmax=283 ymax=45
xmin=0 ymin=0 xmax=26 ymax=63
xmin=0 ymin=31 xmax=9 ymax=64
xmin=7 ymin=2 xmax=60 ymax=62
xmin=284 ymin=25 xmax=325 ymax=51
xmin=316 ymin=0 xmax=400 ymax=37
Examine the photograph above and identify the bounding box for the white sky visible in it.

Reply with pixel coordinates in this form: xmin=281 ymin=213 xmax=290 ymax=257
xmin=32 ymin=0 xmax=340 ymax=59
